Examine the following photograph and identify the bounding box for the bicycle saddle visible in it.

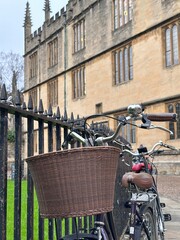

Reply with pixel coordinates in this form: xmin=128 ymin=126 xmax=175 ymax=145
xmin=121 ymin=172 xmax=153 ymax=189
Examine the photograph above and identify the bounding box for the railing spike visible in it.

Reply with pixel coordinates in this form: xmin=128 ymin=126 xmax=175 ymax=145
xmin=76 ymin=114 xmax=80 ymax=125
xmin=38 ymin=99 xmax=44 ymax=114
xmin=90 ymin=121 xmax=94 ymax=130
xmin=99 ymin=122 xmax=103 ymax=132
xmin=15 ymin=90 xmax=21 ymax=107
xmin=70 ymin=112 xmax=74 ymax=123
xmin=28 ymin=95 xmax=33 ymax=110
xmin=22 ymin=102 xmax=27 ymax=110
xmin=33 ymin=106 xmax=38 ymax=113
xmin=1 ymin=84 xmax=7 ymax=101
xmin=56 ymin=106 xmax=61 ymax=119
xmin=64 ymin=109 xmax=68 ymax=121
xmin=44 ymin=110 xmax=47 ymax=116
xmin=81 ymin=117 xmax=85 ymax=127
xmin=47 ymin=104 xmax=53 ymax=116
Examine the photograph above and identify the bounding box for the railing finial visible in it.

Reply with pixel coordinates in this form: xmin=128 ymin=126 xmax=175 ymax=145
xmin=38 ymin=99 xmax=44 ymax=114
xmin=64 ymin=109 xmax=68 ymax=121
xmin=15 ymin=90 xmax=21 ymax=107
xmin=48 ymin=104 xmax=53 ymax=116
xmin=28 ymin=95 xmax=33 ymax=110
xmin=22 ymin=102 xmax=27 ymax=110
xmin=1 ymin=84 xmax=7 ymax=101
xmin=70 ymin=112 xmax=74 ymax=124
xmin=56 ymin=106 xmax=61 ymax=119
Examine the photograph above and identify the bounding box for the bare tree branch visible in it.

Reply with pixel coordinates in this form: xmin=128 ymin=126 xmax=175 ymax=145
xmin=0 ymin=51 xmax=24 ymax=93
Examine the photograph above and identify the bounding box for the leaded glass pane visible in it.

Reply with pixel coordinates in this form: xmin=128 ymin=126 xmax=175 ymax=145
xmin=129 ymin=46 xmax=133 ymax=80
xmin=119 ymin=51 xmax=123 ymax=82
xmin=172 ymin=25 xmax=179 ymax=65
xmin=124 ymin=48 xmax=129 ymax=81
xmin=114 ymin=52 xmax=119 ymax=84
xmin=114 ymin=0 xmax=118 ymax=29
xmin=165 ymin=28 xmax=171 ymax=67
xmin=119 ymin=0 xmax=123 ymax=27
xmin=124 ymin=0 xmax=128 ymax=24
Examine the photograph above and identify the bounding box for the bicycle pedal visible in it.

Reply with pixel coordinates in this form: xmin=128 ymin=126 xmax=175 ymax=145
xmin=163 ymin=213 xmax=171 ymax=221
xmin=160 ymin=203 xmax=166 ymax=208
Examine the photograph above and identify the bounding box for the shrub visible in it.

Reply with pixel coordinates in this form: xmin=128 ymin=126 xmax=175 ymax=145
xmin=7 ymin=130 xmax=15 ymax=143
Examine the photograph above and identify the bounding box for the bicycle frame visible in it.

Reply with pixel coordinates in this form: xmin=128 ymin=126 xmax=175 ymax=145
xmin=127 ymin=191 xmax=157 ymax=240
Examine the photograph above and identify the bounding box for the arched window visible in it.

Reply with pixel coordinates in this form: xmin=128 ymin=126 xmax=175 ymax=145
xmin=113 ymin=45 xmax=133 ymax=84
xmin=114 ymin=0 xmax=133 ymax=29
xmin=164 ymin=24 xmax=179 ymax=67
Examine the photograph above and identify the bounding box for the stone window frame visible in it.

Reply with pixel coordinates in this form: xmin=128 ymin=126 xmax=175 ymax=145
xmin=113 ymin=0 xmax=133 ymax=30
xmin=163 ymin=22 xmax=180 ymax=68
xmin=72 ymin=65 xmax=86 ymax=100
xmin=113 ymin=44 xmax=133 ymax=85
xmin=167 ymin=101 xmax=180 ymax=140
xmin=47 ymin=78 xmax=58 ymax=106
xmin=48 ymin=37 xmax=58 ymax=68
xmin=73 ymin=19 xmax=85 ymax=53
xmin=29 ymin=52 xmax=37 ymax=79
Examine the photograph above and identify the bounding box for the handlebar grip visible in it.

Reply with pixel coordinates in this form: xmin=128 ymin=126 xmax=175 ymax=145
xmin=146 ymin=113 xmax=177 ymax=122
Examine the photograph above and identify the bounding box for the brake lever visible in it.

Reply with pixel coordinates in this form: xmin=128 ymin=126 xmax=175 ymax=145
xmin=161 ymin=142 xmax=179 ymax=151
xmin=149 ymin=124 xmax=174 ymax=135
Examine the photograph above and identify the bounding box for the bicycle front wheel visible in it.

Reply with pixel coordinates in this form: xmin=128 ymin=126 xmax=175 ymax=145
xmin=140 ymin=208 xmax=156 ymax=240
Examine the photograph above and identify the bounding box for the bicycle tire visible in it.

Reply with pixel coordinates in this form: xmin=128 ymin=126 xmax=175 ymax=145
xmin=140 ymin=208 xmax=156 ymax=240
xmin=156 ymin=210 xmax=165 ymax=240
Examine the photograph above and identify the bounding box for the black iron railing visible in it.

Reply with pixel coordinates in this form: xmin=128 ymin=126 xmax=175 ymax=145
xmin=0 ymin=84 xmax=96 ymax=240
xmin=0 ymin=84 xmax=130 ymax=240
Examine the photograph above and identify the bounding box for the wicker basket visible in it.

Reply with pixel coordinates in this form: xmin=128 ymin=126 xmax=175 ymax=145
xmin=26 ymin=146 xmax=120 ymax=218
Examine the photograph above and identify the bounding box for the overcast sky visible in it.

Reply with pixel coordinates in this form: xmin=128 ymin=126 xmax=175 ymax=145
xmin=0 ymin=0 xmax=68 ymax=56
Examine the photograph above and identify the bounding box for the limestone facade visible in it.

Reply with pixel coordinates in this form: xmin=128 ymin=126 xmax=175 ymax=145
xmin=23 ymin=0 xmax=180 ymax=173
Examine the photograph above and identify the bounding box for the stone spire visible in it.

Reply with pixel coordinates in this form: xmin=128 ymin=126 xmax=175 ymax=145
xmin=43 ymin=0 xmax=51 ymax=22
xmin=23 ymin=1 xmax=32 ymax=38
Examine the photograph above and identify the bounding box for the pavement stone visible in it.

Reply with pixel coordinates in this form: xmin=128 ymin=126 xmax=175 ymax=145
xmin=158 ymin=175 xmax=180 ymax=240
xmin=160 ymin=197 xmax=180 ymax=240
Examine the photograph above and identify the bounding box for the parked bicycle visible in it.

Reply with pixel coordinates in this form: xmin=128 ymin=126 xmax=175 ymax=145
xmin=120 ymin=140 xmax=176 ymax=240
xmin=26 ymin=104 xmax=178 ymax=240
xmin=64 ymin=104 xmax=177 ymax=240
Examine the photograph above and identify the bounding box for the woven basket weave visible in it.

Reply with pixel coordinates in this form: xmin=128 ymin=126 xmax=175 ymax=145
xmin=26 ymin=146 xmax=120 ymax=218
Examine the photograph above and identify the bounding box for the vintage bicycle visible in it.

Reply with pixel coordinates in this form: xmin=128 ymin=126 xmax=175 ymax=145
xmin=26 ymin=104 xmax=177 ymax=240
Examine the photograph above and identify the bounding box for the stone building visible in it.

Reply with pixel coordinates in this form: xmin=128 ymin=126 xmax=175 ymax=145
xmin=23 ymin=0 xmax=180 ymax=174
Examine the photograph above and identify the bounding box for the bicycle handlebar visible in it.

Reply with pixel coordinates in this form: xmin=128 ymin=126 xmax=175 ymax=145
xmin=66 ymin=104 xmax=177 ymax=147
xmin=146 ymin=113 xmax=177 ymax=122
xmin=122 ymin=141 xmax=178 ymax=156
xmin=95 ymin=112 xmax=176 ymax=145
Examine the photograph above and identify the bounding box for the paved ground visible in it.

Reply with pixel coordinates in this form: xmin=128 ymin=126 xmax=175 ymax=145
xmin=157 ymin=175 xmax=180 ymax=240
